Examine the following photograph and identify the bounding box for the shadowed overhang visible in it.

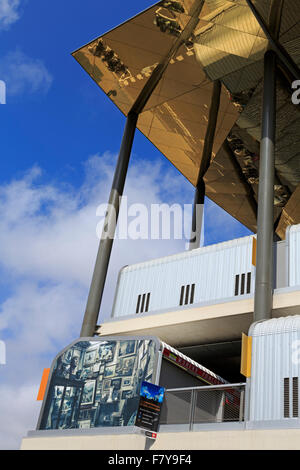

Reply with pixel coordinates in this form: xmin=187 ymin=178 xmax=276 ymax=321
xmin=72 ymin=0 xmax=300 ymax=239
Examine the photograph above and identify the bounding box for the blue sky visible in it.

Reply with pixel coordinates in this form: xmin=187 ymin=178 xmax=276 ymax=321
xmin=0 ymin=0 xmax=252 ymax=449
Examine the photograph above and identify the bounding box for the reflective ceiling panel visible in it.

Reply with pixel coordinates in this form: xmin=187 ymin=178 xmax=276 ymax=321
xmin=73 ymin=0 xmax=300 ymax=238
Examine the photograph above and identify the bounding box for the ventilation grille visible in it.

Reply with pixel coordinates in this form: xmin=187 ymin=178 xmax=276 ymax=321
xmin=179 ymin=284 xmax=195 ymax=306
xmin=293 ymin=377 xmax=298 ymax=418
xmin=235 ymin=272 xmax=251 ymax=296
xmin=136 ymin=293 xmax=150 ymax=314
xmin=283 ymin=377 xmax=299 ymax=418
xmin=284 ymin=377 xmax=290 ymax=418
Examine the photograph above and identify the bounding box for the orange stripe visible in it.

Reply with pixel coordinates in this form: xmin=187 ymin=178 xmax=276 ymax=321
xmin=37 ymin=368 xmax=50 ymax=401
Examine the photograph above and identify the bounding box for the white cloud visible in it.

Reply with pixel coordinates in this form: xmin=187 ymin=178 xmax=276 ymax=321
xmin=0 ymin=384 xmax=41 ymax=450
xmin=0 ymin=153 xmax=193 ymax=449
xmin=0 ymin=49 xmax=53 ymax=96
xmin=0 ymin=0 xmax=21 ymax=30
xmin=0 ymin=153 xmax=247 ymax=449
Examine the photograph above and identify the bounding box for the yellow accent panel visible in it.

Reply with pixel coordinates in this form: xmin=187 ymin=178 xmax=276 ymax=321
xmin=252 ymin=237 xmax=257 ymax=267
xmin=240 ymin=333 xmax=252 ymax=378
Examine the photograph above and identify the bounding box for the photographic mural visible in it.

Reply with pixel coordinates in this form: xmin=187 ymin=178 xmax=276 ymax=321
xmin=39 ymin=338 xmax=157 ymax=430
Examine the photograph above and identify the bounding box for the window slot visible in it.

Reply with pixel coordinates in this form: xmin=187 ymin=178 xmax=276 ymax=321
xmin=190 ymin=284 xmax=195 ymax=304
xmin=141 ymin=294 xmax=146 ymax=313
xmin=284 ymin=377 xmax=290 ymax=418
xmin=293 ymin=377 xmax=298 ymax=418
xmin=235 ymin=275 xmax=239 ymax=296
xmin=240 ymin=273 xmax=245 ymax=295
xmin=145 ymin=293 xmax=150 ymax=312
xmin=184 ymin=284 xmax=190 ymax=305
xmin=179 ymin=286 xmax=185 ymax=306
xmin=136 ymin=295 xmax=141 ymax=314
xmin=247 ymin=272 xmax=251 ymax=294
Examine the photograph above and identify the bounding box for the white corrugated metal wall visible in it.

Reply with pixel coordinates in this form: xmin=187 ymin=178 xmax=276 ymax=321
xmin=111 ymin=224 xmax=300 ymax=319
xmin=288 ymin=224 xmax=300 ymax=287
xmin=112 ymin=235 xmax=255 ymax=318
xmin=249 ymin=316 xmax=300 ymax=422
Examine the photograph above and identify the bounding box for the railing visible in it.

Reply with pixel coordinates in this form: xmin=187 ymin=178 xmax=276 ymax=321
xmin=160 ymin=383 xmax=246 ymax=431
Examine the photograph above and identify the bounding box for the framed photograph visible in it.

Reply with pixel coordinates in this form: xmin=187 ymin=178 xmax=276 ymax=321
xmin=118 ymin=340 xmax=136 ymax=358
xmin=121 ymin=390 xmax=132 ymax=400
xmin=97 ymin=375 xmax=103 ymax=388
xmin=99 ymin=342 xmax=116 ymax=363
xmin=81 ymin=380 xmax=96 ymax=406
xmin=63 ymin=349 xmax=73 ymax=364
xmin=93 ymin=362 xmax=100 ymax=373
xmin=104 ymin=365 xmax=116 ymax=378
xmin=84 ymin=348 xmax=98 ymax=366
xmin=80 ymin=366 xmax=93 ymax=380
xmin=111 ymin=378 xmax=122 ymax=389
xmin=78 ymin=420 xmax=91 ymax=429
xmin=140 ymin=354 xmax=147 ymax=373
xmin=122 ymin=357 xmax=135 ymax=377
xmin=64 ymin=386 xmax=76 ymax=398
xmin=102 ymin=379 xmax=111 ymax=391
xmin=122 ymin=378 xmax=131 ymax=387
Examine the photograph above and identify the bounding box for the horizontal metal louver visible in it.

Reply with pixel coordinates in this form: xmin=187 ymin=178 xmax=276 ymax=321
xmin=293 ymin=377 xmax=298 ymax=418
xmin=284 ymin=377 xmax=290 ymax=418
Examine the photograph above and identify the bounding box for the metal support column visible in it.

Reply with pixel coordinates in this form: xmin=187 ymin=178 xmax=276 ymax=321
xmin=80 ymin=111 xmax=138 ymax=337
xmin=253 ymin=50 xmax=277 ymax=322
xmin=190 ymin=179 xmax=205 ymax=249
xmin=80 ymin=0 xmax=205 ymax=337
xmin=190 ymin=80 xmax=221 ymax=250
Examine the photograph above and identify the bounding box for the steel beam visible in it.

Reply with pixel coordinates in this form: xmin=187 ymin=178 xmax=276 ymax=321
xmin=246 ymin=0 xmax=300 ymax=81
xmin=189 ymin=178 xmax=205 ymax=249
xmin=80 ymin=111 xmax=138 ymax=337
xmin=253 ymin=50 xmax=277 ymax=322
xmin=80 ymin=0 xmax=205 ymax=336
xmin=131 ymin=0 xmax=205 ymax=115
xmin=190 ymin=80 xmax=221 ymax=250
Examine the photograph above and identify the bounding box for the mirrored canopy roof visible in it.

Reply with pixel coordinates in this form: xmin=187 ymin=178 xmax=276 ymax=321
xmin=73 ymin=0 xmax=300 ymax=239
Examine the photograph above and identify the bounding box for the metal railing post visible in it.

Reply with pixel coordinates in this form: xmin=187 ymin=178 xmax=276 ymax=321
xmin=189 ymin=389 xmax=196 ymax=432
xmin=239 ymin=387 xmax=245 ymax=422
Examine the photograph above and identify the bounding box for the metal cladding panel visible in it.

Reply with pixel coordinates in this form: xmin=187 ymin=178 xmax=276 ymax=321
xmin=288 ymin=224 xmax=300 ymax=287
xmin=250 ymin=316 xmax=300 ymax=422
xmin=73 ymin=0 xmax=300 ymax=238
xmin=112 ymin=235 xmax=254 ymax=318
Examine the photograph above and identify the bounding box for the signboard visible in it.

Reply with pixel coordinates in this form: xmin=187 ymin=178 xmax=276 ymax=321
xmin=135 ymin=381 xmax=165 ymax=434
xmin=38 ymin=338 xmax=158 ymax=431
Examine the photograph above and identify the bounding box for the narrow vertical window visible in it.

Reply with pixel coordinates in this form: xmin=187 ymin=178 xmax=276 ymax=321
xmin=141 ymin=294 xmax=146 ymax=313
xmin=190 ymin=284 xmax=195 ymax=304
xmin=240 ymin=273 xmax=245 ymax=295
xmin=136 ymin=295 xmax=141 ymax=314
xmin=235 ymin=275 xmax=240 ymax=296
xmin=145 ymin=293 xmax=150 ymax=312
xmin=293 ymin=377 xmax=298 ymax=418
xmin=184 ymin=284 xmax=190 ymax=305
xmin=284 ymin=378 xmax=290 ymax=418
xmin=179 ymin=286 xmax=185 ymax=306
xmin=247 ymin=272 xmax=251 ymax=294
